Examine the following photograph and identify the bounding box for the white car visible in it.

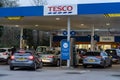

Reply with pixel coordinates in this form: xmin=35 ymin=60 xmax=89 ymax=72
xmin=0 ymin=48 xmax=12 ymax=64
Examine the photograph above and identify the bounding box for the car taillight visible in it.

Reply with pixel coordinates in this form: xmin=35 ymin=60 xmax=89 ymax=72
xmin=96 ymin=56 xmax=102 ymax=59
xmin=48 ymin=56 xmax=54 ymax=58
xmin=83 ymin=56 xmax=87 ymax=58
xmin=11 ymin=56 xmax=15 ymax=60
xmin=28 ymin=56 xmax=34 ymax=60
xmin=3 ymin=52 xmax=7 ymax=55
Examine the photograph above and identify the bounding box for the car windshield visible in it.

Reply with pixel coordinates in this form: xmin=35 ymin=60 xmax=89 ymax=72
xmin=85 ymin=52 xmax=100 ymax=56
xmin=105 ymin=50 xmax=117 ymax=56
xmin=36 ymin=47 xmax=46 ymax=52
xmin=0 ymin=49 xmax=6 ymax=52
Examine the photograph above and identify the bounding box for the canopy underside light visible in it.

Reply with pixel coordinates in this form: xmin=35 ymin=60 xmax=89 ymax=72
xmin=104 ymin=14 xmax=120 ymax=17
xmin=5 ymin=16 xmax=23 ymax=20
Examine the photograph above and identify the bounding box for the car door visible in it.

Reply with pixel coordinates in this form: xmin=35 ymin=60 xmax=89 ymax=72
xmin=101 ymin=52 xmax=109 ymax=65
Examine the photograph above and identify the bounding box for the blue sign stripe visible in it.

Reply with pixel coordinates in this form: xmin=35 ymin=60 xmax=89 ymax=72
xmin=1 ymin=3 xmax=120 ymax=17
xmin=78 ymin=2 xmax=120 ymax=14
xmin=0 ymin=6 xmax=43 ymax=17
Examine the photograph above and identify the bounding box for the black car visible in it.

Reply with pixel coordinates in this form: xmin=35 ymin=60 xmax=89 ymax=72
xmin=10 ymin=49 xmax=43 ymax=70
xmin=105 ymin=49 xmax=120 ymax=63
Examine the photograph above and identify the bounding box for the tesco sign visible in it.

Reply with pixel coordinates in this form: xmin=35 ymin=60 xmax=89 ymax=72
xmin=48 ymin=6 xmax=73 ymax=12
xmin=44 ymin=5 xmax=77 ymax=16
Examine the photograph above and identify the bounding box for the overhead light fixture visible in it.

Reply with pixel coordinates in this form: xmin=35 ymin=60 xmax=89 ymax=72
xmin=95 ymin=29 xmax=100 ymax=31
xmin=61 ymin=29 xmax=66 ymax=31
xmin=106 ymin=23 xmax=110 ymax=26
xmin=56 ymin=18 xmax=60 ymax=20
xmin=15 ymin=25 xmax=19 ymax=27
xmin=104 ymin=14 xmax=120 ymax=17
xmin=6 ymin=16 xmax=23 ymax=20
xmin=35 ymin=24 xmax=39 ymax=27
xmin=80 ymin=24 xmax=84 ymax=26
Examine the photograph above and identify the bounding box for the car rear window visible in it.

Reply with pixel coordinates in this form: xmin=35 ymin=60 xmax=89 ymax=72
xmin=0 ymin=49 xmax=6 ymax=52
xmin=8 ymin=49 xmax=12 ymax=52
xmin=42 ymin=51 xmax=54 ymax=54
xmin=85 ymin=52 xmax=100 ymax=56
xmin=14 ymin=52 xmax=32 ymax=56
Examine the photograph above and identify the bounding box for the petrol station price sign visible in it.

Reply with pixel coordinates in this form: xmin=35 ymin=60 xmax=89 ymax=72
xmin=61 ymin=39 xmax=70 ymax=60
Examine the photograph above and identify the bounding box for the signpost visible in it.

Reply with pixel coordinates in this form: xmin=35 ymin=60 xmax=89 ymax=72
xmin=61 ymin=39 xmax=70 ymax=60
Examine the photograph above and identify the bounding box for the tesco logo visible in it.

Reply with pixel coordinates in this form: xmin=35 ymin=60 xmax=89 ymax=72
xmin=47 ymin=6 xmax=73 ymax=14
xmin=48 ymin=6 xmax=73 ymax=11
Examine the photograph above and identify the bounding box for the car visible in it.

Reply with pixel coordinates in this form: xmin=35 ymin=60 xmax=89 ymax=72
xmin=83 ymin=51 xmax=112 ymax=68
xmin=77 ymin=49 xmax=87 ymax=63
xmin=0 ymin=48 xmax=12 ymax=64
xmin=9 ymin=49 xmax=43 ymax=70
xmin=36 ymin=46 xmax=48 ymax=54
xmin=38 ymin=50 xmax=60 ymax=66
xmin=105 ymin=49 xmax=120 ymax=63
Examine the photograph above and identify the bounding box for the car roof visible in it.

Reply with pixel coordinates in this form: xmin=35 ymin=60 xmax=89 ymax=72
xmin=0 ymin=48 xmax=11 ymax=49
xmin=87 ymin=51 xmax=101 ymax=53
xmin=105 ymin=49 xmax=117 ymax=50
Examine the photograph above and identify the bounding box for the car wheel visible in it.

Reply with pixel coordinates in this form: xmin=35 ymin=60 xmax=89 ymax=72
xmin=56 ymin=60 xmax=60 ymax=67
xmin=83 ymin=65 xmax=87 ymax=68
xmin=7 ymin=58 xmax=11 ymax=65
xmin=33 ymin=63 xmax=37 ymax=71
xmin=10 ymin=66 xmax=14 ymax=70
xmin=102 ymin=62 xmax=106 ymax=68
xmin=108 ymin=61 xmax=112 ymax=67
xmin=39 ymin=62 xmax=43 ymax=69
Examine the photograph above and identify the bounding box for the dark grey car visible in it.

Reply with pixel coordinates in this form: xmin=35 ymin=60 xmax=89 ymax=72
xmin=9 ymin=49 xmax=43 ymax=71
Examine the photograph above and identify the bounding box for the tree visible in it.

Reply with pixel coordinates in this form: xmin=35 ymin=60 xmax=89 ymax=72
xmin=0 ymin=26 xmax=4 ymax=37
xmin=0 ymin=0 xmax=19 ymax=7
xmin=32 ymin=0 xmax=47 ymax=6
xmin=23 ymin=29 xmax=34 ymax=48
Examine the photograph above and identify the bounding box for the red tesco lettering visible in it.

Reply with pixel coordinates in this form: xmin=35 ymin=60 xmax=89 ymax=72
xmin=48 ymin=6 xmax=73 ymax=12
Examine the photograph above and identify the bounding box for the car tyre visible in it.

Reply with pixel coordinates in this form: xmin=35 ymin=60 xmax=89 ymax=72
xmin=39 ymin=62 xmax=43 ymax=69
xmin=56 ymin=60 xmax=60 ymax=67
xmin=33 ymin=63 xmax=37 ymax=71
xmin=10 ymin=66 xmax=14 ymax=70
xmin=102 ymin=61 xmax=106 ymax=68
xmin=7 ymin=58 xmax=11 ymax=65
xmin=108 ymin=61 xmax=112 ymax=67
xmin=83 ymin=65 xmax=87 ymax=68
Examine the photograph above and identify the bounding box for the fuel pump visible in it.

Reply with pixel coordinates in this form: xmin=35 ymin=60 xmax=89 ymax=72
xmin=70 ymin=38 xmax=78 ymax=67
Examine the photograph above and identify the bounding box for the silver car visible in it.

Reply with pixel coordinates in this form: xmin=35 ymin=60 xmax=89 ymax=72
xmin=39 ymin=50 xmax=60 ymax=66
xmin=10 ymin=49 xmax=43 ymax=70
xmin=83 ymin=51 xmax=112 ymax=68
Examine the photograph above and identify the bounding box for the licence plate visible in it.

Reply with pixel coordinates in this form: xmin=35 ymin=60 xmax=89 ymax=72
xmin=42 ymin=59 xmax=50 ymax=62
xmin=88 ymin=59 xmax=95 ymax=62
xmin=18 ymin=58 xmax=25 ymax=61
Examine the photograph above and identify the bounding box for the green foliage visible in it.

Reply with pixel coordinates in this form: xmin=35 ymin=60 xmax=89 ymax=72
xmin=23 ymin=29 xmax=34 ymax=47
xmin=0 ymin=0 xmax=19 ymax=7
xmin=0 ymin=2 xmax=3 ymax=7
xmin=0 ymin=26 xmax=4 ymax=37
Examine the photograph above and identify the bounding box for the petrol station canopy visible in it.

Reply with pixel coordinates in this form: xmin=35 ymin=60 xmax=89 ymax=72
xmin=0 ymin=3 xmax=120 ymax=31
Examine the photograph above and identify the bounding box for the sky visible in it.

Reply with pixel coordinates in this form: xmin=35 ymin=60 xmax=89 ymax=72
xmin=19 ymin=0 xmax=120 ymax=6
